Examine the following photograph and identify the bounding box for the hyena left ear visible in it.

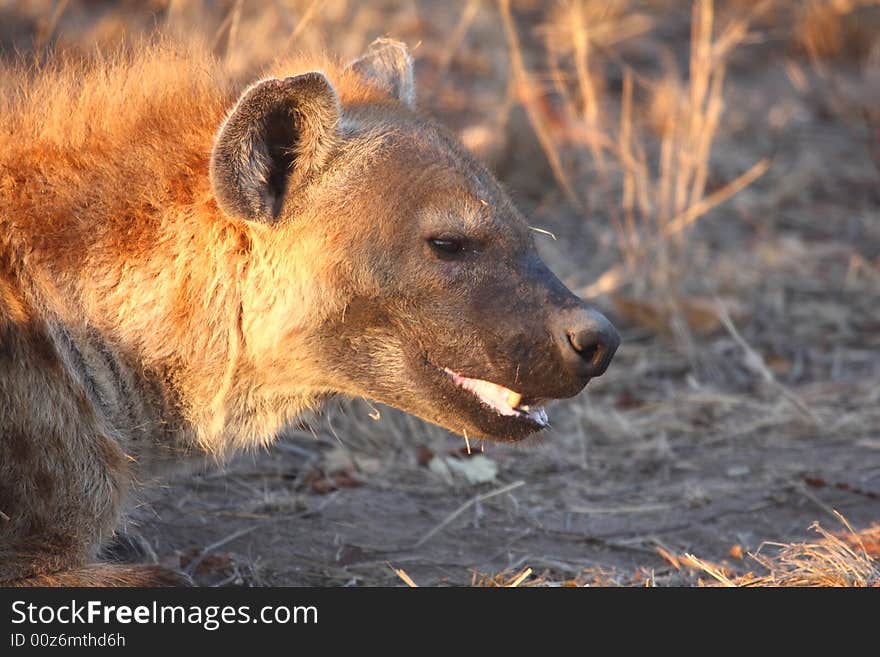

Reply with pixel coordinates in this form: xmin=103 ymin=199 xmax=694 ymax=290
xmin=348 ymin=38 xmax=415 ymax=109
xmin=210 ymin=72 xmax=339 ymax=223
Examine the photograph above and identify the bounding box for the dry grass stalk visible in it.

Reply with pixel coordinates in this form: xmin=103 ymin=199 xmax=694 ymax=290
xmin=570 ymin=0 xmax=607 ymax=175
xmin=614 ymin=0 xmax=770 ymax=298
xmin=498 ymin=0 xmax=579 ymax=203
xmin=681 ymin=553 xmax=737 ymax=586
xmin=505 ymin=567 xmax=532 ymax=587
xmin=582 ymin=158 xmax=769 ymax=298
xmin=393 ymin=567 xmax=419 ymax=587
xmin=540 ymin=1 xmax=652 ymax=196
xmin=745 ymin=522 xmax=879 ymax=587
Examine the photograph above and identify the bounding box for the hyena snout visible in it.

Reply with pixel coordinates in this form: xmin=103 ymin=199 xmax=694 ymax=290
xmin=550 ymin=306 xmax=620 ymax=382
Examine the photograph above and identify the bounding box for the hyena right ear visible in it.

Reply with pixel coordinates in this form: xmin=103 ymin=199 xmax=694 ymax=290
xmin=348 ymin=39 xmax=415 ymax=109
xmin=210 ymin=72 xmax=339 ymax=223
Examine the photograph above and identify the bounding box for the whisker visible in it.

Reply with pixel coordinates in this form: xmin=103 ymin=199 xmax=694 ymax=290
xmin=528 ymin=226 xmax=557 ymax=241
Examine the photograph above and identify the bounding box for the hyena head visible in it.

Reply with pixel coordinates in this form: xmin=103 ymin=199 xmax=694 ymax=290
xmin=209 ymin=40 xmax=619 ymax=443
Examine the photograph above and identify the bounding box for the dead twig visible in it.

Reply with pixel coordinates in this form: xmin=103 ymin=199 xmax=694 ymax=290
xmin=662 ymin=158 xmax=770 ymax=238
xmin=795 ymin=483 xmax=843 ymax=524
xmin=415 ymin=480 xmax=525 ymax=548
xmin=715 ymin=299 xmax=821 ymax=426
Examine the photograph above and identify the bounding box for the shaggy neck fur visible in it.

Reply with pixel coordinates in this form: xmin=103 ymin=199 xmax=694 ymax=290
xmin=0 ymin=43 xmax=373 ymax=456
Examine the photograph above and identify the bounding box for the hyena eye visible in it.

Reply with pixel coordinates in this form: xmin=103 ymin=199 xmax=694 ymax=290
xmin=428 ymin=236 xmax=465 ymax=257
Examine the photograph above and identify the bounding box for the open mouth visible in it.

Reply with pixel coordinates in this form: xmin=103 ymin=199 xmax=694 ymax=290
xmin=443 ymin=368 xmax=549 ymax=428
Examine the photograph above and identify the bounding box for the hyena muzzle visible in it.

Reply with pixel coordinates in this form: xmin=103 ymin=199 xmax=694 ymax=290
xmin=0 ymin=39 xmax=618 ymax=586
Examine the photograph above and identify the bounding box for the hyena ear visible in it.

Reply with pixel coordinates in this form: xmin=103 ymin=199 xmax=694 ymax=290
xmin=348 ymin=38 xmax=415 ymax=109
xmin=210 ymin=72 xmax=339 ymax=223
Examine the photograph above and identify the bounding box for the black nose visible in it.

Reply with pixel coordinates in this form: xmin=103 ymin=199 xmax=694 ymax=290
xmin=555 ymin=308 xmax=620 ymax=380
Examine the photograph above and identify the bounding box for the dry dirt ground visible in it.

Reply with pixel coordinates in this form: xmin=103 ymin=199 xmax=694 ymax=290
xmin=3 ymin=0 xmax=878 ymax=585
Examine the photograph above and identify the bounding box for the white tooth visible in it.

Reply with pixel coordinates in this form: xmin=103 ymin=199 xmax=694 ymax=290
xmin=528 ymin=407 xmax=549 ymax=427
xmin=444 ymin=367 xmax=537 ymax=419
xmin=520 ymin=404 xmax=530 ymax=412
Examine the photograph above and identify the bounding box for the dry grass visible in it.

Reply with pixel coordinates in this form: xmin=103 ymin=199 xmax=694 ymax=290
xmin=742 ymin=523 xmax=879 ymax=587
xmin=408 ymin=523 xmax=880 ymax=587
xmin=791 ymin=0 xmax=880 ymax=175
xmin=452 ymin=519 xmax=880 ymax=587
xmin=794 ymin=0 xmax=880 ymax=63
xmin=498 ymin=0 xmax=774 ymax=345
xmin=673 ymin=519 xmax=880 ymax=587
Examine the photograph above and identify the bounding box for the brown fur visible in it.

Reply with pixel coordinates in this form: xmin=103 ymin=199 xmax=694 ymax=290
xmin=0 ymin=43 xmax=370 ymax=585
xmin=1 ymin=39 xmax=617 ymax=586
xmin=1 ymin=43 xmax=385 ymax=453
xmin=14 ymin=565 xmax=193 ymax=587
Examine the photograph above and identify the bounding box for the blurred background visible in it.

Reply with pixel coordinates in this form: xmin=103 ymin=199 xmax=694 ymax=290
xmin=3 ymin=0 xmax=878 ymax=586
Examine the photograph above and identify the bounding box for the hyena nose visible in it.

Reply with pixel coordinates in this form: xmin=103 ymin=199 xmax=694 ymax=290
xmin=556 ymin=308 xmax=620 ymax=380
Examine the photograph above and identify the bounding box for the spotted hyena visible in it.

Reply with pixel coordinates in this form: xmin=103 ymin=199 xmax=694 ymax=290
xmin=0 ymin=39 xmax=618 ymax=586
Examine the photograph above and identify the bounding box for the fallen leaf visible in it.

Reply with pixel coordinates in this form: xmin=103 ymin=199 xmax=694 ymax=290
xmin=445 ymin=454 xmax=498 ymax=484
xmin=322 ymin=447 xmax=355 ymax=475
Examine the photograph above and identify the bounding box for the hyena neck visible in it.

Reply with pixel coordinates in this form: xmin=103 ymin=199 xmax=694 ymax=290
xmin=190 ymin=221 xmax=345 ymax=455
xmin=144 ymin=218 xmax=330 ymax=456
xmin=210 ymin=387 xmax=325 ymax=455
xmin=37 ymin=212 xmax=324 ymax=458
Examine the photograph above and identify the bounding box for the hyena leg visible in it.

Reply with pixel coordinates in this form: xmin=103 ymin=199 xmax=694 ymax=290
xmin=0 ymin=421 xmax=185 ymax=587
